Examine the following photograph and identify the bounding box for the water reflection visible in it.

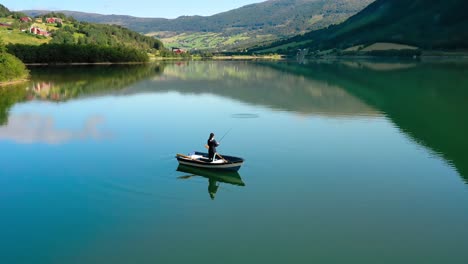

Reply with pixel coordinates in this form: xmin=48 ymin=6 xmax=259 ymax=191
xmin=177 ymin=165 xmax=245 ymax=200
xmin=0 ymin=83 xmax=28 ymax=125
xmin=0 ymin=64 xmax=165 ymax=125
xmin=1 ymin=60 xmax=467 ymax=182
xmin=230 ymin=113 xmax=259 ymax=119
xmin=27 ymin=64 xmax=164 ymax=101
xmin=0 ymin=114 xmax=109 ymax=144
xmin=1 ymin=62 xmax=378 ymax=125
xmin=260 ymin=60 xmax=468 ymax=181
xmin=141 ymin=61 xmax=380 ymax=117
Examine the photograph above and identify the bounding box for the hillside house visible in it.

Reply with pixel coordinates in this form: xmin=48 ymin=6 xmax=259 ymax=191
xmin=30 ymin=26 xmax=50 ymax=37
xmin=172 ymin=47 xmax=185 ymax=54
xmin=0 ymin=22 xmax=11 ymax=27
xmin=46 ymin=17 xmax=62 ymax=23
xmin=20 ymin=17 xmax=32 ymax=22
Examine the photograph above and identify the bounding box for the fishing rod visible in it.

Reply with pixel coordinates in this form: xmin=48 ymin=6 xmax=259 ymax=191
xmin=219 ymin=128 xmax=232 ymax=143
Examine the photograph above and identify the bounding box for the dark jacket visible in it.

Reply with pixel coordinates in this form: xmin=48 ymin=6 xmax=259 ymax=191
xmin=207 ymin=138 xmax=219 ymax=159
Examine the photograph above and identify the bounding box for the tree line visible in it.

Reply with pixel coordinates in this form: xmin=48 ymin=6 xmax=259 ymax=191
xmin=7 ymin=44 xmax=149 ymax=63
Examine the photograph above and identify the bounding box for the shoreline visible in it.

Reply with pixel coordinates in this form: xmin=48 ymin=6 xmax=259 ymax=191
xmin=0 ymin=78 xmax=29 ymax=86
xmin=152 ymin=55 xmax=285 ymax=61
xmin=11 ymin=54 xmax=468 ymax=69
xmin=211 ymin=55 xmax=285 ymax=60
xmin=25 ymin=62 xmax=149 ymax=66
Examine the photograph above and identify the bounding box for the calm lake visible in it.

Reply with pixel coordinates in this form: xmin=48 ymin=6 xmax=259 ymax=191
xmin=1 ymin=60 xmax=468 ymax=263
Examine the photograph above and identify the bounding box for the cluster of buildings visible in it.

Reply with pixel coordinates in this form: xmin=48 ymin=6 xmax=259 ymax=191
xmin=16 ymin=16 xmax=63 ymax=37
xmin=19 ymin=16 xmax=62 ymax=24
xmin=0 ymin=16 xmax=64 ymax=37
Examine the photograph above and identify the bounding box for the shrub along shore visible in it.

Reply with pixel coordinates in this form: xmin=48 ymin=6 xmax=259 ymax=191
xmin=0 ymin=46 xmax=29 ymax=84
xmin=7 ymin=43 xmax=149 ymax=64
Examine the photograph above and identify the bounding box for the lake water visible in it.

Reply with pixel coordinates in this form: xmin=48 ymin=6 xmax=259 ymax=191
xmin=1 ymin=60 xmax=468 ymax=263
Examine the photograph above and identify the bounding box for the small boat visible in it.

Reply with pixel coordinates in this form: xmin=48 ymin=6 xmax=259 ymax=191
xmin=175 ymin=151 xmax=244 ymax=171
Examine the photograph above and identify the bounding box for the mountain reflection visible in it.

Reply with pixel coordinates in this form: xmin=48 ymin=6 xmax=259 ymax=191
xmin=139 ymin=61 xmax=380 ymax=117
xmin=262 ymin=60 xmax=468 ymax=181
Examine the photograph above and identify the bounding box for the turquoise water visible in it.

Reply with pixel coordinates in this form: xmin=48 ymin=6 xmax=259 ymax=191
xmin=1 ymin=61 xmax=468 ymax=263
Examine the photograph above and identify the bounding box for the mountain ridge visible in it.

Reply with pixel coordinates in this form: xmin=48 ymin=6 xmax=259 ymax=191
xmin=255 ymin=0 xmax=468 ymax=54
xmin=23 ymin=0 xmax=374 ymax=51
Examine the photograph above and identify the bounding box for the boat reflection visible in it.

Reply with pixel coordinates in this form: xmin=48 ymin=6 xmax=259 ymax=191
xmin=176 ymin=165 xmax=245 ymax=200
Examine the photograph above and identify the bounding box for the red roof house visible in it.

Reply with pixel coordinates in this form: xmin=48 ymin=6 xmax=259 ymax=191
xmin=172 ymin=47 xmax=185 ymax=54
xmin=30 ymin=27 xmax=51 ymax=37
xmin=20 ymin=17 xmax=32 ymax=22
xmin=46 ymin=17 xmax=62 ymax=23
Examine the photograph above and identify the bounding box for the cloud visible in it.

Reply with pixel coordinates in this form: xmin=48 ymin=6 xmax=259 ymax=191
xmin=0 ymin=114 xmax=111 ymax=144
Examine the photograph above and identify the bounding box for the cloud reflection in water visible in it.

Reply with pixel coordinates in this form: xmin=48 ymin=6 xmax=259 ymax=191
xmin=0 ymin=114 xmax=110 ymax=144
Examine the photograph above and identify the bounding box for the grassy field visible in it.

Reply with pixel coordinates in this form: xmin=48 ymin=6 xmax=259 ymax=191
xmin=343 ymin=43 xmax=418 ymax=52
xmin=150 ymin=31 xmax=276 ymax=52
xmin=0 ymin=17 xmax=79 ymax=46
xmin=73 ymin=32 xmax=86 ymax=41
xmin=157 ymin=32 xmax=234 ymax=50
xmin=256 ymin=40 xmax=313 ymax=53
xmin=308 ymin=14 xmax=324 ymax=25
xmin=0 ymin=17 xmax=11 ymax=23
xmin=0 ymin=17 xmax=54 ymax=45
xmin=361 ymin=42 xmax=418 ymax=51
xmin=0 ymin=27 xmax=50 ymax=45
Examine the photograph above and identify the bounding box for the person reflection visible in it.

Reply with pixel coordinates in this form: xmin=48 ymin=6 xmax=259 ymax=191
xmin=208 ymin=178 xmax=219 ymax=200
xmin=177 ymin=165 xmax=245 ymax=200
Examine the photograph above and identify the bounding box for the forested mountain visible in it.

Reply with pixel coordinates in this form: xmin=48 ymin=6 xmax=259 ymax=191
xmin=255 ymin=0 xmax=468 ymax=54
xmin=27 ymin=0 xmax=373 ymax=35
xmin=24 ymin=0 xmax=373 ymax=51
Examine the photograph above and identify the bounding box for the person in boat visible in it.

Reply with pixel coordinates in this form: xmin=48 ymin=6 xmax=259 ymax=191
xmin=207 ymin=132 xmax=220 ymax=162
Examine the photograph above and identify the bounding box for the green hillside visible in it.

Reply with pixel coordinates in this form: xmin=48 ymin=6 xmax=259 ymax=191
xmin=24 ymin=0 xmax=373 ymax=51
xmin=0 ymin=6 xmax=163 ymax=52
xmin=254 ymin=0 xmax=468 ymax=54
xmin=0 ymin=6 xmax=29 ymax=83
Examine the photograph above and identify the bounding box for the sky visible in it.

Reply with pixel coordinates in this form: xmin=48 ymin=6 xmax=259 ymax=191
xmin=1 ymin=0 xmax=266 ymax=18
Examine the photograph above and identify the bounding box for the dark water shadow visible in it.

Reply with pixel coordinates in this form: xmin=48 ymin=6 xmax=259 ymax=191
xmin=176 ymin=164 xmax=245 ymax=200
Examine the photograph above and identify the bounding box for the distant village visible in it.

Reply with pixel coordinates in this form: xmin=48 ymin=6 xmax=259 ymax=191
xmin=0 ymin=15 xmax=64 ymax=37
xmin=1 ymin=14 xmax=187 ymax=55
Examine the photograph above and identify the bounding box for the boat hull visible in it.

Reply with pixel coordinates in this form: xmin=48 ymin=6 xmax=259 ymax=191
xmin=176 ymin=152 xmax=244 ymax=172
